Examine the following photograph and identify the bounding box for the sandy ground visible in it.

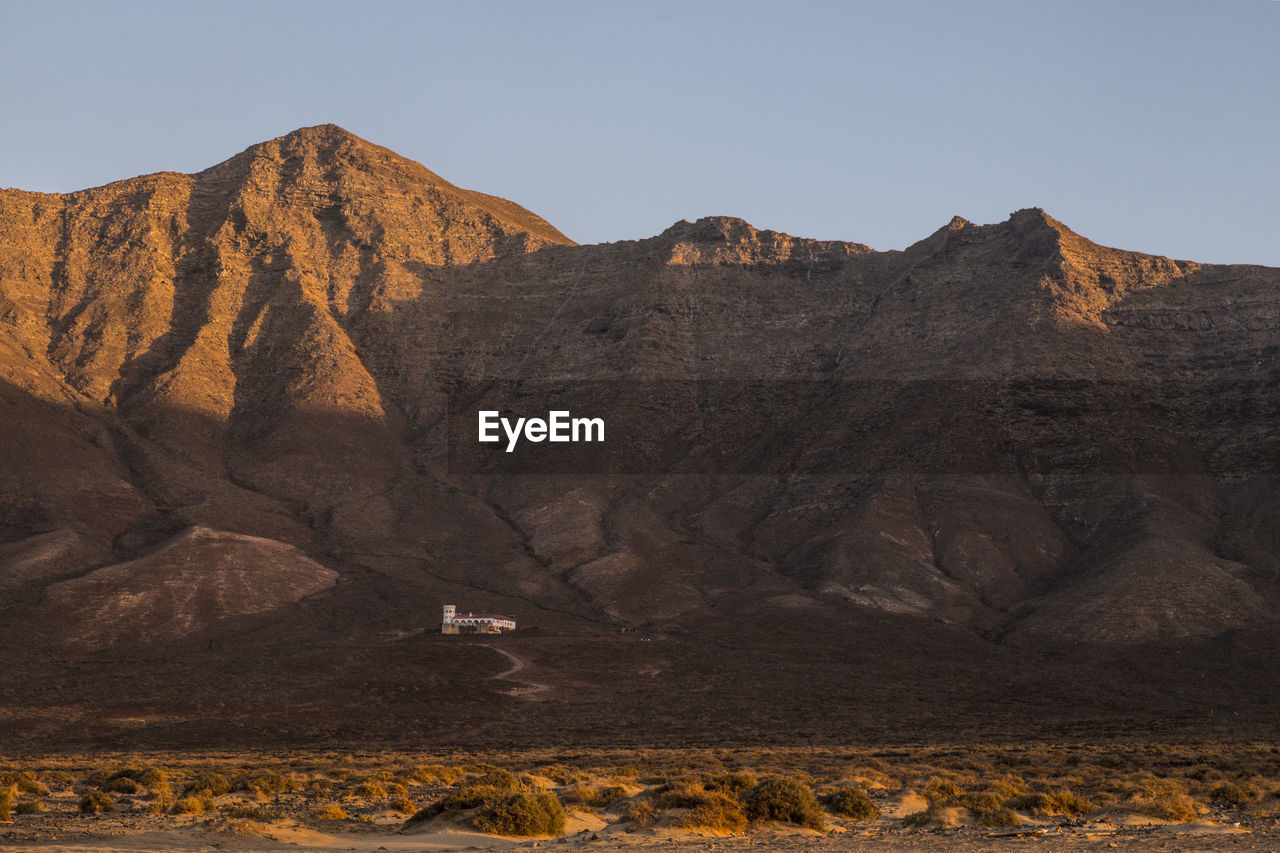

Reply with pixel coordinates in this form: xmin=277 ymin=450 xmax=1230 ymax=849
xmin=2 ymin=816 xmax=1274 ymax=852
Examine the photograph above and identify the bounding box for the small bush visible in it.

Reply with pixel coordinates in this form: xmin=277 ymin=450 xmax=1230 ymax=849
xmin=183 ymin=772 xmax=231 ymax=798
xmin=473 ymin=792 xmax=566 ymax=837
xmin=1211 ymin=783 xmax=1261 ymax=808
xmin=390 ymin=794 xmax=415 ymax=814
xmin=42 ymin=771 xmax=75 ymax=787
xmin=219 ymin=803 xmax=278 ymax=820
xmin=822 ymin=786 xmax=880 ymax=820
xmin=79 ymin=791 xmax=115 ymax=814
xmin=233 ymin=771 xmax=292 ymax=799
xmin=1009 ymin=789 xmax=1093 ymax=817
xmin=414 ymin=769 xmax=530 ymax=819
xmin=107 ymin=767 xmax=169 ymax=790
xmin=962 ymin=793 xmax=1018 ymax=827
xmin=306 ymin=778 xmax=335 ymax=796
xmin=0 ymin=784 xmax=15 ymax=821
xmin=702 ymin=772 xmax=757 ymax=795
xmin=460 ymin=763 xmax=501 ymax=774
xmin=560 ymin=784 xmax=626 ymax=808
xmin=14 ymin=800 xmax=46 ymax=815
xmin=355 ymin=780 xmax=388 ymax=799
xmin=1124 ymin=776 xmax=1198 ymax=822
xmin=624 ymin=798 xmax=658 ymax=827
xmin=3 ymin=768 xmax=49 ymax=794
xmin=85 ymin=770 xmax=113 ymax=787
xmin=850 ymin=766 xmax=901 ymax=790
xmin=985 ymin=775 xmax=1028 ymax=800
xmin=535 ymin=764 xmax=578 ymax=784
xmin=961 ymin=791 xmax=1018 ymax=827
xmin=743 ymin=778 xmax=825 ymax=831
xmin=102 ymin=776 xmax=141 ymax=794
xmin=411 ymin=764 xmax=464 ymax=785
xmin=674 ymin=791 xmax=746 ymax=833
xmin=921 ymin=776 xmax=963 ymax=805
xmin=316 ymin=803 xmax=347 ymax=820
xmin=172 ymin=796 xmax=211 ymax=815
xmin=656 ymin=781 xmax=716 ymax=809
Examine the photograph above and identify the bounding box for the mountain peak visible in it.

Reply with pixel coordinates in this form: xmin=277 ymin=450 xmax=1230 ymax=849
xmin=281 ymin=122 xmax=363 ymax=142
xmin=191 ymin=124 xmax=574 ymax=249
xmin=1007 ymin=206 xmax=1073 ymax=236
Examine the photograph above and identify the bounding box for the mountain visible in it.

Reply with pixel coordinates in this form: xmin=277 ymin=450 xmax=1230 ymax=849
xmin=2 ymin=125 xmax=1279 ymax=748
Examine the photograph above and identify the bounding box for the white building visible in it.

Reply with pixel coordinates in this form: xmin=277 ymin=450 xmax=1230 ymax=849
xmin=441 ymin=604 xmax=516 ymax=634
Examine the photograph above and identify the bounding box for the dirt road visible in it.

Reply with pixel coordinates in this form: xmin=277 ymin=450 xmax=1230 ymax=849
xmin=480 ymin=644 xmax=550 ymax=698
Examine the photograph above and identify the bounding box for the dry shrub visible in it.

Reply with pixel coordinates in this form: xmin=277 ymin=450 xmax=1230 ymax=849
xmin=1189 ymin=765 xmax=1225 ymax=783
xmin=390 ymin=794 xmax=415 ymax=814
xmin=984 ymin=775 xmax=1028 ymax=800
xmin=742 ymin=778 xmax=825 ymax=831
xmin=655 ymin=780 xmax=717 ymax=809
xmin=315 ymin=803 xmax=347 ymax=820
xmin=460 ymin=763 xmax=501 ymax=774
xmin=850 ymin=766 xmax=900 ymax=789
xmin=0 ymin=784 xmax=15 ymax=822
xmin=702 ymin=772 xmax=757 ymax=795
xmin=219 ymin=803 xmax=278 ymax=820
xmin=535 ymin=764 xmax=579 ymax=784
xmin=405 ymin=769 xmax=530 ymax=824
xmin=674 ymin=791 xmax=746 ymax=833
xmin=560 ymin=784 xmax=626 ymax=808
xmin=305 ymin=777 xmax=335 ymax=796
xmin=821 ymin=785 xmax=879 ymax=820
xmin=2 ymin=772 xmax=50 ymax=797
xmin=354 ymin=780 xmax=388 ymax=799
xmin=172 ymin=796 xmax=211 ymax=815
xmin=85 ymin=770 xmax=112 ymax=786
xmin=959 ymin=791 xmax=1018 ymax=827
xmin=624 ymin=798 xmax=658 ymax=827
xmin=233 ymin=771 xmax=293 ymax=799
xmin=1008 ymin=788 xmax=1093 ymax=817
xmin=920 ymin=776 xmax=964 ymax=805
xmin=183 ymin=772 xmax=230 ymax=798
xmin=412 ymin=764 xmax=464 ymax=785
xmin=107 ymin=767 xmax=168 ymax=791
xmin=102 ymin=776 xmax=141 ymax=794
xmin=1123 ymin=775 xmax=1198 ymax=822
xmin=79 ymin=791 xmax=114 ymax=814
xmin=41 ymin=771 xmax=75 ymax=787
xmin=14 ymin=800 xmax=45 ymax=815
xmin=473 ymin=791 xmax=565 ymax=836
xmin=1211 ymin=783 xmax=1261 ymax=808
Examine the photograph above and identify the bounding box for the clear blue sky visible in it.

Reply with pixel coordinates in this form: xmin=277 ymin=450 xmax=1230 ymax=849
xmin=2 ymin=0 xmax=1276 ymax=265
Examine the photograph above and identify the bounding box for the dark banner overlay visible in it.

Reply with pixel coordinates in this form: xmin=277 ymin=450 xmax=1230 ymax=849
xmin=445 ymin=380 xmax=1280 ymax=476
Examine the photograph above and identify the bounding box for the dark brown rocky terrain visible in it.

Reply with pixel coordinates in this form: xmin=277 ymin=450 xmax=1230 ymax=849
xmin=2 ymin=125 xmax=1279 ymax=749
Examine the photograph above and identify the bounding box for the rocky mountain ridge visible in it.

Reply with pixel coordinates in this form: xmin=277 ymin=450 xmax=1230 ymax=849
xmin=2 ymin=125 xmax=1279 ymax=746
